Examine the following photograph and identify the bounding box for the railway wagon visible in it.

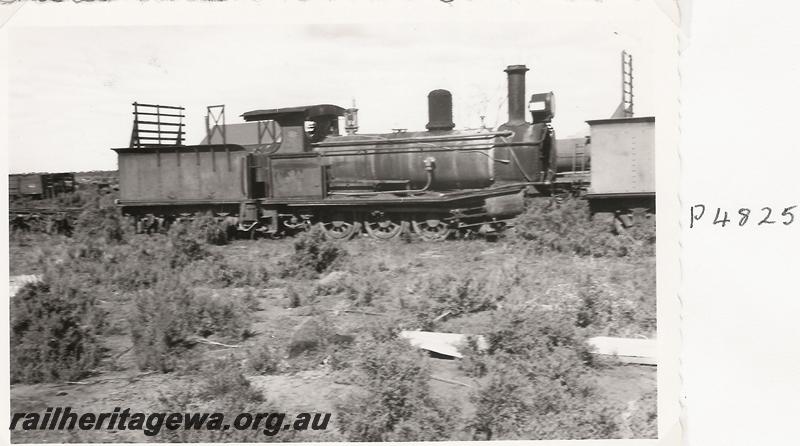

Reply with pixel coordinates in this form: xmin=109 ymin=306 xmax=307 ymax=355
xmin=9 ymin=173 xmax=76 ymax=199
xmin=114 ymin=64 xmax=557 ymax=241
xmin=549 ymin=117 xmax=655 ymax=228
xmin=548 ymin=49 xmax=655 ymax=227
xmin=584 ymin=116 xmax=656 ymax=227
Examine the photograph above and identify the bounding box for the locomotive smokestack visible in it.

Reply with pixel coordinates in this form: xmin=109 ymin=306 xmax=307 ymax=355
xmin=505 ymin=64 xmax=529 ymax=125
xmin=426 ymin=89 xmax=455 ymax=131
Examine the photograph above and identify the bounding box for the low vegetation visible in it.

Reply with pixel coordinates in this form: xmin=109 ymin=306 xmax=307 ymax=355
xmin=188 ymin=212 xmax=233 ymax=246
xmin=9 ymin=193 xmax=265 ymax=382
xmin=337 ymin=337 xmax=459 ymax=441
xmin=156 ymin=358 xmax=270 ymax=443
xmin=129 ymin=279 xmax=255 ymax=372
xmin=513 ymin=197 xmax=655 ymax=257
xmin=466 ymin=305 xmax=622 ymax=439
xmin=10 ymin=275 xmax=106 ymax=384
xmin=279 ymin=226 xmax=346 ymax=278
xmin=9 ymin=190 xmax=657 ymax=441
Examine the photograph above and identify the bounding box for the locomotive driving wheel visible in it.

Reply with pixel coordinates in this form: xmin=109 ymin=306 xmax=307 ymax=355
xmin=319 ymin=213 xmax=360 ymax=240
xmin=363 ymin=212 xmax=408 ymax=240
xmin=281 ymin=214 xmax=312 ymax=235
xmin=412 ymin=216 xmax=452 ymax=242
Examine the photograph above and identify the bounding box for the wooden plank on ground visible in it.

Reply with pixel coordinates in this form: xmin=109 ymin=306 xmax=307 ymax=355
xmin=9 ymin=275 xmax=42 ymax=298
xmin=399 ymin=330 xmax=488 ymax=359
xmin=587 ymin=336 xmax=657 ymax=365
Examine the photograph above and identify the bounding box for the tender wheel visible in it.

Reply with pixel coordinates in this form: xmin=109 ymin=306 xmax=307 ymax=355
xmin=363 ymin=212 xmax=408 ymax=240
xmin=412 ymin=217 xmax=452 ymax=242
xmin=319 ymin=214 xmax=360 ymax=240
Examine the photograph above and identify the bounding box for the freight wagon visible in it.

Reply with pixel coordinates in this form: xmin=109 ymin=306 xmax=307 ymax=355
xmin=584 ymin=117 xmax=655 ymax=226
xmin=550 ymin=116 xmax=656 ymax=228
xmin=9 ymin=173 xmax=75 ymax=199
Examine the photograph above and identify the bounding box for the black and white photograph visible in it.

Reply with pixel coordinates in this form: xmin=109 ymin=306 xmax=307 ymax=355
xmin=4 ymin=1 xmax=680 ymax=443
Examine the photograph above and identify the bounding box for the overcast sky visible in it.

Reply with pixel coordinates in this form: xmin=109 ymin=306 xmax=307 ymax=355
xmin=6 ymin=1 xmax=662 ymax=173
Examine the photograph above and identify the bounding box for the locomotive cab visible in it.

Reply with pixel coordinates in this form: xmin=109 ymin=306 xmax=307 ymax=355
xmin=241 ymin=104 xmax=345 ymax=153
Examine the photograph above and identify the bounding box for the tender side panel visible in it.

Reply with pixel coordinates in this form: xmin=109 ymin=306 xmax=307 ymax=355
xmin=118 ymin=152 xmax=155 ymax=201
xmin=117 ymin=145 xmax=249 ymax=203
xmin=587 ymin=117 xmax=655 ymax=196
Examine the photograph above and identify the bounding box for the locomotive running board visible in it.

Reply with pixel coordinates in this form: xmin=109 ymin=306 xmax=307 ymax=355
xmin=260 ymin=183 xmax=533 ymax=207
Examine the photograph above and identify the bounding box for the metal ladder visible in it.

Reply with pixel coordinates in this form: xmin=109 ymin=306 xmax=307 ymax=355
xmin=621 ymin=50 xmax=634 ymax=117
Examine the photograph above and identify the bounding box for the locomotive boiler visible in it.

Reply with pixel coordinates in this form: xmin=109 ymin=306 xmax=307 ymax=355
xmin=114 ymin=64 xmax=557 ymax=240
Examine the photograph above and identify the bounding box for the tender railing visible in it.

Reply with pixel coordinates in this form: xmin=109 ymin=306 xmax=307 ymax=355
xmin=129 ymin=102 xmax=185 ymax=148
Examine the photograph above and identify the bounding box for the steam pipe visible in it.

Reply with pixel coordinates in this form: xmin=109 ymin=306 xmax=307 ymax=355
xmin=329 ymin=157 xmax=436 ymax=197
xmin=312 ymin=130 xmax=512 ymax=147
xmin=460 ymin=150 xmax=510 ymax=164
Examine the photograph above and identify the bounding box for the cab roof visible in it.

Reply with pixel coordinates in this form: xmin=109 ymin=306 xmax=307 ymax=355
xmin=241 ymin=104 xmax=345 ymax=122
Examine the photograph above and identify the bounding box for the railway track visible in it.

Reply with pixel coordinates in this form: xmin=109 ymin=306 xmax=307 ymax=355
xmin=9 ymin=206 xmax=81 ymax=234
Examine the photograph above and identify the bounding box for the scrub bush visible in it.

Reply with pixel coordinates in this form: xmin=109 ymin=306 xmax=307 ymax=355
xmin=167 ymin=223 xmax=209 ymax=267
xmin=10 ymin=274 xmax=106 ymax=383
xmin=419 ymin=270 xmax=503 ymax=317
xmin=336 ymin=338 xmax=459 ymax=441
xmin=286 ymin=314 xmax=335 ymax=358
xmin=199 ymin=356 xmax=266 ymax=403
xmin=279 ymin=227 xmax=346 ymax=278
xmin=513 ymin=197 xmax=655 ymax=257
xmin=457 ymin=335 xmax=491 ymax=378
xmin=157 ymin=358 xmax=269 ymax=443
xmin=469 ymin=358 xmax=621 ymax=440
xmin=188 ymin=212 xmax=231 ymax=246
xmin=313 ymin=271 xmax=385 ymax=307
xmin=129 ymin=279 xmax=253 ymax=372
xmin=627 ymin=390 xmax=658 ymax=438
xmin=246 ymin=343 xmax=281 ymax=375
xmin=73 ymin=194 xmax=127 ymax=247
xmin=573 ymin=271 xmax=656 ymax=337
xmin=107 ymin=231 xmax=269 ymax=292
xmin=286 ymin=285 xmax=303 ymax=308
xmin=462 ymin=304 xmax=623 ymax=440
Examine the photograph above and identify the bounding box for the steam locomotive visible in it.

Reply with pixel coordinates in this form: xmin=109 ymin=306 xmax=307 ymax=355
xmin=113 ymin=63 xmax=655 ymax=240
xmin=116 ymin=65 xmax=551 ymax=240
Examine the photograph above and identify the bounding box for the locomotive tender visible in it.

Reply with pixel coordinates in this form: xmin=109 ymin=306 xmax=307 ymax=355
xmin=114 ymin=64 xmax=559 ymax=240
